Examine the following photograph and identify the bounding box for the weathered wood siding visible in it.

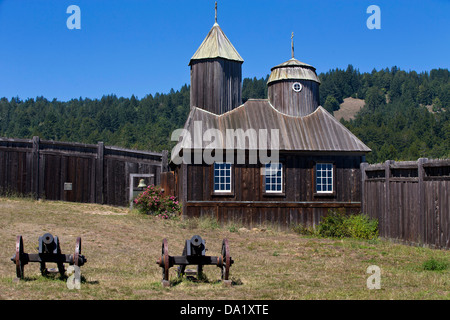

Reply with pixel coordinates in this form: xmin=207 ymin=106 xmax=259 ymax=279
xmin=176 ymin=153 xmax=363 ymax=229
xmin=362 ymin=159 xmax=450 ymax=249
xmin=0 ymin=138 xmax=34 ymax=196
xmin=160 ymin=171 xmax=175 ymax=195
xmin=0 ymin=136 xmax=166 ymax=207
xmin=190 ymin=58 xmax=242 ymax=114
xmin=268 ymin=80 xmax=320 ymax=116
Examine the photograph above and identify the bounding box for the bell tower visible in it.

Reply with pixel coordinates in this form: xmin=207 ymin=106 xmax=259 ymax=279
xmin=189 ymin=2 xmax=244 ymax=114
xmin=267 ymin=32 xmax=321 ymax=117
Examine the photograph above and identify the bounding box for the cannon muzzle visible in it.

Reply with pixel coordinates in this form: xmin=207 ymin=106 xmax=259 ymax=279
xmin=190 ymin=235 xmax=203 ymax=247
xmin=42 ymin=233 xmax=54 ymax=245
xmin=39 ymin=233 xmax=57 ymax=254
xmin=189 ymin=235 xmax=205 ymax=256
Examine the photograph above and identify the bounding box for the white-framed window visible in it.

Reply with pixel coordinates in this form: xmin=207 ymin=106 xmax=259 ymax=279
xmin=292 ymin=82 xmax=302 ymax=92
xmin=214 ymin=162 xmax=232 ymax=193
xmin=316 ymin=163 xmax=333 ymax=193
xmin=264 ymin=162 xmax=283 ymax=193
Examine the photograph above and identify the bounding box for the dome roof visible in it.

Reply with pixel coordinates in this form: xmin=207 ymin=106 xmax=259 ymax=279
xmin=267 ymin=58 xmax=320 ymax=85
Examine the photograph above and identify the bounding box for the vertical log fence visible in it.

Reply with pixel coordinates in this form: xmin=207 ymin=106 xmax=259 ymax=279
xmin=0 ymin=136 xmax=168 ymax=207
xmin=361 ymin=158 xmax=449 ymax=249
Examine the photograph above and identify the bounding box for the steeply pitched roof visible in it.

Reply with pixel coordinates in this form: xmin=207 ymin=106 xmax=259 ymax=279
xmin=189 ymin=23 xmax=244 ymax=65
xmin=172 ymin=100 xmax=371 ymax=162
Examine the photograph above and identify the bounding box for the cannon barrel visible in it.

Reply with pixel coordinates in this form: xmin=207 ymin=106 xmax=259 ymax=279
xmin=42 ymin=233 xmax=54 ymax=245
xmin=39 ymin=233 xmax=58 ymax=254
xmin=190 ymin=235 xmax=203 ymax=248
xmin=189 ymin=235 xmax=205 ymax=256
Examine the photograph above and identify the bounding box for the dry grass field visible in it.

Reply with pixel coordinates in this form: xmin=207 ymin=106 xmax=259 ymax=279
xmin=333 ymin=97 xmax=366 ymax=121
xmin=0 ymin=196 xmax=448 ymax=300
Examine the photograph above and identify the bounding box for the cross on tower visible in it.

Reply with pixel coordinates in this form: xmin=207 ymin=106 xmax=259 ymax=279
xmin=291 ymin=32 xmax=294 ymax=59
xmin=215 ymin=2 xmax=218 ymax=24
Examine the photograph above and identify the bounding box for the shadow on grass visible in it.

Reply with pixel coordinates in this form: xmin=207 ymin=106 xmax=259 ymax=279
xmin=168 ymin=274 xmax=243 ymax=287
xmin=13 ymin=273 xmax=99 ymax=285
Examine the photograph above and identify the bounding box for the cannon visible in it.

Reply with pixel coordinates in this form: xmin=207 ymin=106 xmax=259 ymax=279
xmin=11 ymin=233 xmax=86 ymax=280
xmin=156 ymin=235 xmax=233 ymax=287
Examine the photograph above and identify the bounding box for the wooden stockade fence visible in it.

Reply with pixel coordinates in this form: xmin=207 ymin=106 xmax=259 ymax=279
xmin=361 ymin=158 xmax=450 ymax=250
xmin=0 ymin=136 xmax=168 ymax=207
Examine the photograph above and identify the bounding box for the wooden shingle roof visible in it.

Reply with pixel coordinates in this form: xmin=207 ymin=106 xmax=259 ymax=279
xmin=172 ymin=100 xmax=371 ymax=162
xmin=267 ymin=58 xmax=320 ymax=84
xmin=189 ymin=23 xmax=244 ymax=65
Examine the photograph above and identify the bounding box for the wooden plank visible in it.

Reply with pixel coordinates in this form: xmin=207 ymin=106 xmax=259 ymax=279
xmin=96 ymin=142 xmax=104 ymax=204
xmin=38 ymin=154 xmax=45 ymax=200
xmin=384 ymin=161 xmax=391 ymax=238
xmin=185 ymin=201 xmax=361 ymax=208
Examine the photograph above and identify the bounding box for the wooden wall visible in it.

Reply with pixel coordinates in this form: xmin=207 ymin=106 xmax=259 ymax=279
xmin=0 ymin=136 xmax=166 ymax=207
xmin=190 ymin=58 xmax=242 ymax=114
xmin=160 ymin=171 xmax=175 ymax=195
xmin=268 ymin=79 xmax=320 ymax=117
xmin=176 ymin=153 xmax=363 ymax=229
xmin=362 ymin=159 xmax=450 ymax=249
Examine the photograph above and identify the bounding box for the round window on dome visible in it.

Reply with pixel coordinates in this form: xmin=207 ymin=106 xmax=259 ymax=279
xmin=292 ymin=82 xmax=302 ymax=92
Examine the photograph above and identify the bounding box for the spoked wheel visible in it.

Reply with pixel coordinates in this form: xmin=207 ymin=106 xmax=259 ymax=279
xmin=161 ymin=238 xmax=170 ymax=281
xmin=15 ymin=235 xmax=25 ymax=279
xmin=221 ymin=239 xmax=231 ymax=281
xmin=74 ymin=237 xmax=82 ymax=267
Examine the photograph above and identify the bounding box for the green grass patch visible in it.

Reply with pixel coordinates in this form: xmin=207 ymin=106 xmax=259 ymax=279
xmin=422 ymin=258 xmax=448 ymax=271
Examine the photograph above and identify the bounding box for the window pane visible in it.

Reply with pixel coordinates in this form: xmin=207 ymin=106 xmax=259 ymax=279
xmin=214 ymin=162 xmax=232 ymax=192
xmin=316 ymin=163 xmax=333 ymax=193
xmin=265 ymin=163 xmax=283 ymax=193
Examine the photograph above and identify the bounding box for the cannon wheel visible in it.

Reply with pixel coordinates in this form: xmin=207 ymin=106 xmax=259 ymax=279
xmin=161 ymin=238 xmax=170 ymax=281
xmin=15 ymin=235 xmax=25 ymax=279
xmin=221 ymin=239 xmax=231 ymax=281
xmin=74 ymin=237 xmax=82 ymax=267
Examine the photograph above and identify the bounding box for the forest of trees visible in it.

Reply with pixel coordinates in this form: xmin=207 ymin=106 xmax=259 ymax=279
xmin=1 ymin=66 xmax=449 ymax=164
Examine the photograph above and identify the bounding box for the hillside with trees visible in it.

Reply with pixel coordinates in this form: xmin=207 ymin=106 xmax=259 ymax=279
xmin=0 ymin=66 xmax=448 ymax=163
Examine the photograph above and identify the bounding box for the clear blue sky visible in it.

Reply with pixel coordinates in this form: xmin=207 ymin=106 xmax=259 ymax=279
xmin=0 ymin=0 xmax=449 ymax=101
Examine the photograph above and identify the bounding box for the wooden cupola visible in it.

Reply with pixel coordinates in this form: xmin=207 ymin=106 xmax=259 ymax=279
xmin=189 ymin=2 xmax=244 ymax=115
xmin=267 ymin=32 xmax=321 ymax=117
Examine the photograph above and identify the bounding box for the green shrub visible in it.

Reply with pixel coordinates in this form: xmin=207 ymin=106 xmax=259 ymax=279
xmin=344 ymin=214 xmax=379 ymax=240
xmin=316 ymin=209 xmax=378 ymax=240
xmin=422 ymin=258 xmax=448 ymax=271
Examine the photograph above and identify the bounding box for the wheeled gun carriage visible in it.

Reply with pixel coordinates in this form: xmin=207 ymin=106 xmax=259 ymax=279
xmin=156 ymin=235 xmax=233 ymax=287
xmin=11 ymin=233 xmax=86 ymax=279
